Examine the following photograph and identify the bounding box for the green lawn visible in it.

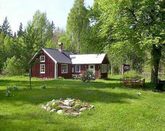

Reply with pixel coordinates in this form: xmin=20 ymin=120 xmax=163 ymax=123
xmin=0 ymin=76 xmax=165 ymax=131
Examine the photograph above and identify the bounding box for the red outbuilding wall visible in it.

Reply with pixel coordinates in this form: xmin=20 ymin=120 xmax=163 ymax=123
xmin=32 ymin=50 xmax=55 ymax=78
xmin=58 ymin=64 xmax=72 ymax=78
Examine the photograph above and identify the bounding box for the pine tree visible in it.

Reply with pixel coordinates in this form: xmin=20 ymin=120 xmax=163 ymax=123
xmin=1 ymin=17 xmax=12 ymax=36
xmin=17 ymin=22 xmax=24 ymax=37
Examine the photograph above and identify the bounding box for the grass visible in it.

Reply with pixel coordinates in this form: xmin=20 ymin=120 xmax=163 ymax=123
xmin=0 ymin=75 xmax=165 ymax=131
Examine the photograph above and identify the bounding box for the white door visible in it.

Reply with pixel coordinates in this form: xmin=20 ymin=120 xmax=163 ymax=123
xmin=88 ymin=65 xmax=95 ymax=74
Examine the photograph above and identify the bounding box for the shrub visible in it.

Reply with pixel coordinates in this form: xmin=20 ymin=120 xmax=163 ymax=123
xmin=41 ymin=85 xmax=46 ymax=89
xmin=58 ymin=76 xmax=64 ymax=80
xmin=3 ymin=56 xmax=25 ymax=76
xmin=81 ymin=70 xmax=95 ymax=82
xmin=123 ymin=70 xmax=142 ymax=79
xmin=6 ymin=87 xmax=12 ymax=97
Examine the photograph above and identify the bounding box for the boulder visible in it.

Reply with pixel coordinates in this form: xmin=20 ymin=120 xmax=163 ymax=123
xmin=57 ymin=110 xmax=63 ymax=114
xmin=80 ymin=107 xmax=87 ymax=112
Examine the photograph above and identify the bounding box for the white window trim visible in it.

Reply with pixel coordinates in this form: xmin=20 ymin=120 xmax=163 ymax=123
xmin=61 ymin=64 xmax=68 ymax=74
xmin=40 ymin=55 xmax=45 ymax=62
xmin=72 ymin=66 xmax=74 ymax=73
xmin=40 ymin=64 xmax=45 ymax=74
xmin=75 ymin=65 xmax=81 ymax=73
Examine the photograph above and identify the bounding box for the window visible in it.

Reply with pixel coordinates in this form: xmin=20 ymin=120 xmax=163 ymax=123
xmin=101 ymin=64 xmax=108 ymax=73
xmin=72 ymin=66 xmax=74 ymax=73
xmin=90 ymin=65 xmax=94 ymax=69
xmin=61 ymin=64 xmax=68 ymax=74
xmin=40 ymin=64 xmax=45 ymax=74
xmin=40 ymin=55 xmax=45 ymax=62
xmin=75 ymin=65 xmax=81 ymax=73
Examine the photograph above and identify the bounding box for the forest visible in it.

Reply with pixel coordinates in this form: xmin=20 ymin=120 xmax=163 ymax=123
xmin=0 ymin=0 xmax=164 ymax=84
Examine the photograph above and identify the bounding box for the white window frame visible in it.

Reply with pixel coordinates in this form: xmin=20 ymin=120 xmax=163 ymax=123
xmin=75 ymin=65 xmax=81 ymax=73
xmin=72 ymin=66 xmax=75 ymax=73
xmin=40 ymin=64 xmax=45 ymax=74
xmin=61 ymin=64 xmax=68 ymax=74
xmin=101 ymin=64 xmax=108 ymax=73
xmin=40 ymin=55 xmax=45 ymax=62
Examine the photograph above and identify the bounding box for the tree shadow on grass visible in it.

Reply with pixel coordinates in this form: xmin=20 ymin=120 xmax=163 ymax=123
xmin=0 ymin=78 xmax=124 ymax=90
xmin=0 ymin=84 xmax=139 ymax=105
xmin=0 ymin=113 xmax=82 ymax=131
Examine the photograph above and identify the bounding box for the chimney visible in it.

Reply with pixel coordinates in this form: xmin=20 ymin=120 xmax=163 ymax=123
xmin=58 ymin=42 xmax=64 ymax=52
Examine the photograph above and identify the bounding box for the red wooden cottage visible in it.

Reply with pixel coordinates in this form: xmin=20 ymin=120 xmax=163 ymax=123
xmin=30 ymin=44 xmax=109 ymax=79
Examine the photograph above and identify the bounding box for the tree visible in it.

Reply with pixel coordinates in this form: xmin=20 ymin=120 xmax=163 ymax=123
xmin=94 ymin=0 xmax=165 ymax=83
xmin=21 ymin=10 xmax=55 ymax=71
xmin=66 ymin=0 xmax=89 ymax=53
xmin=46 ymin=27 xmax=65 ymax=49
xmin=29 ymin=10 xmax=54 ymax=50
xmin=17 ymin=22 xmax=24 ymax=37
xmin=0 ymin=32 xmax=6 ymax=71
xmin=3 ymin=56 xmax=24 ymax=75
xmin=1 ymin=17 xmax=12 ymax=36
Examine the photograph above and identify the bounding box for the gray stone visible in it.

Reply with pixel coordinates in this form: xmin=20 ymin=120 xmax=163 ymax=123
xmin=50 ymin=109 xmax=56 ymax=112
xmin=46 ymin=106 xmax=51 ymax=111
xmin=57 ymin=110 xmax=63 ymax=114
xmin=63 ymin=99 xmax=74 ymax=106
xmin=71 ymin=112 xmax=81 ymax=116
xmin=79 ymin=107 xmax=87 ymax=112
xmin=59 ymin=105 xmax=72 ymax=109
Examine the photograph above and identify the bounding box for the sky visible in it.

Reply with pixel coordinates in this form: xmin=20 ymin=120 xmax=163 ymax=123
xmin=0 ymin=0 xmax=93 ymax=33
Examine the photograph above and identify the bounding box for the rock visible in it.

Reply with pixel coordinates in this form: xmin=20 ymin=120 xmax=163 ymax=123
xmin=137 ymin=92 xmax=142 ymax=96
xmin=90 ymin=105 xmax=94 ymax=109
xmin=71 ymin=112 xmax=81 ymax=116
xmin=59 ymin=105 xmax=72 ymax=109
xmin=57 ymin=110 xmax=63 ymax=114
xmin=63 ymin=99 xmax=74 ymax=106
xmin=46 ymin=106 xmax=51 ymax=111
xmin=79 ymin=107 xmax=87 ymax=112
xmin=50 ymin=109 xmax=56 ymax=112
xmin=51 ymin=99 xmax=56 ymax=102
xmin=41 ymin=105 xmax=47 ymax=110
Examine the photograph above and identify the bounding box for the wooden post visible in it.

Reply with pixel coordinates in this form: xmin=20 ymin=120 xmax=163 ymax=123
xmin=29 ymin=65 xmax=32 ymax=89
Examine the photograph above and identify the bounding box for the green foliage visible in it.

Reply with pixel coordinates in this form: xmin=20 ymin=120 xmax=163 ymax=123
xmin=5 ymin=85 xmax=19 ymax=97
xmin=93 ymin=0 xmax=165 ymax=81
xmin=41 ymin=85 xmax=46 ymax=89
xmin=17 ymin=22 xmax=24 ymax=37
xmin=5 ymin=87 xmax=12 ymax=97
xmin=3 ymin=56 xmax=24 ymax=75
xmin=81 ymin=70 xmax=95 ymax=82
xmin=66 ymin=0 xmax=89 ymax=53
xmin=1 ymin=17 xmax=12 ymax=36
xmin=58 ymin=76 xmax=65 ymax=80
xmin=123 ymin=70 xmax=142 ymax=79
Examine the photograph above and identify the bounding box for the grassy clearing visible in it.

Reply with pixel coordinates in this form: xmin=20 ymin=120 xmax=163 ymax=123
xmin=0 ymin=76 xmax=165 ymax=131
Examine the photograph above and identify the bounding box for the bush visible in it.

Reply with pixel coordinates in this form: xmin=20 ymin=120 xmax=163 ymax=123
xmin=3 ymin=56 xmax=25 ymax=75
xmin=6 ymin=87 xmax=12 ymax=97
xmin=41 ymin=85 xmax=46 ymax=89
xmin=123 ymin=70 xmax=142 ymax=79
xmin=81 ymin=70 xmax=95 ymax=82
xmin=58 ymin=76 xmax=64 ymax=80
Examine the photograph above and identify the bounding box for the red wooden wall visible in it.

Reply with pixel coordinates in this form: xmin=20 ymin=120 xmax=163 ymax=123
xmin=32 ymin=50 xmax=55 ymax=78
xmin=58 ymin=64 xmax=72 ymax=78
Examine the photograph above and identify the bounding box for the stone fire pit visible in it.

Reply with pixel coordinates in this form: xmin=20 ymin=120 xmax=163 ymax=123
xmin=41 ymin=98 xmax=94 ymax=116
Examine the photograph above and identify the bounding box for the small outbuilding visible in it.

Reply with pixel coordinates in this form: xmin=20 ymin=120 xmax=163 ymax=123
xmin=30 ymin=44 xmax=109 ymax=79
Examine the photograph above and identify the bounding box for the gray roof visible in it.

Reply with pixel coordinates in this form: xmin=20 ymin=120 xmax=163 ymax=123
xmin=43 ymin=48 xmax=73 ymax=64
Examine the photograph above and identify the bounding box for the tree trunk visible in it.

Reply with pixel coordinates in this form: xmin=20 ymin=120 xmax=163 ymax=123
xmin=151 ymin=44 xmax=162 ymax=84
